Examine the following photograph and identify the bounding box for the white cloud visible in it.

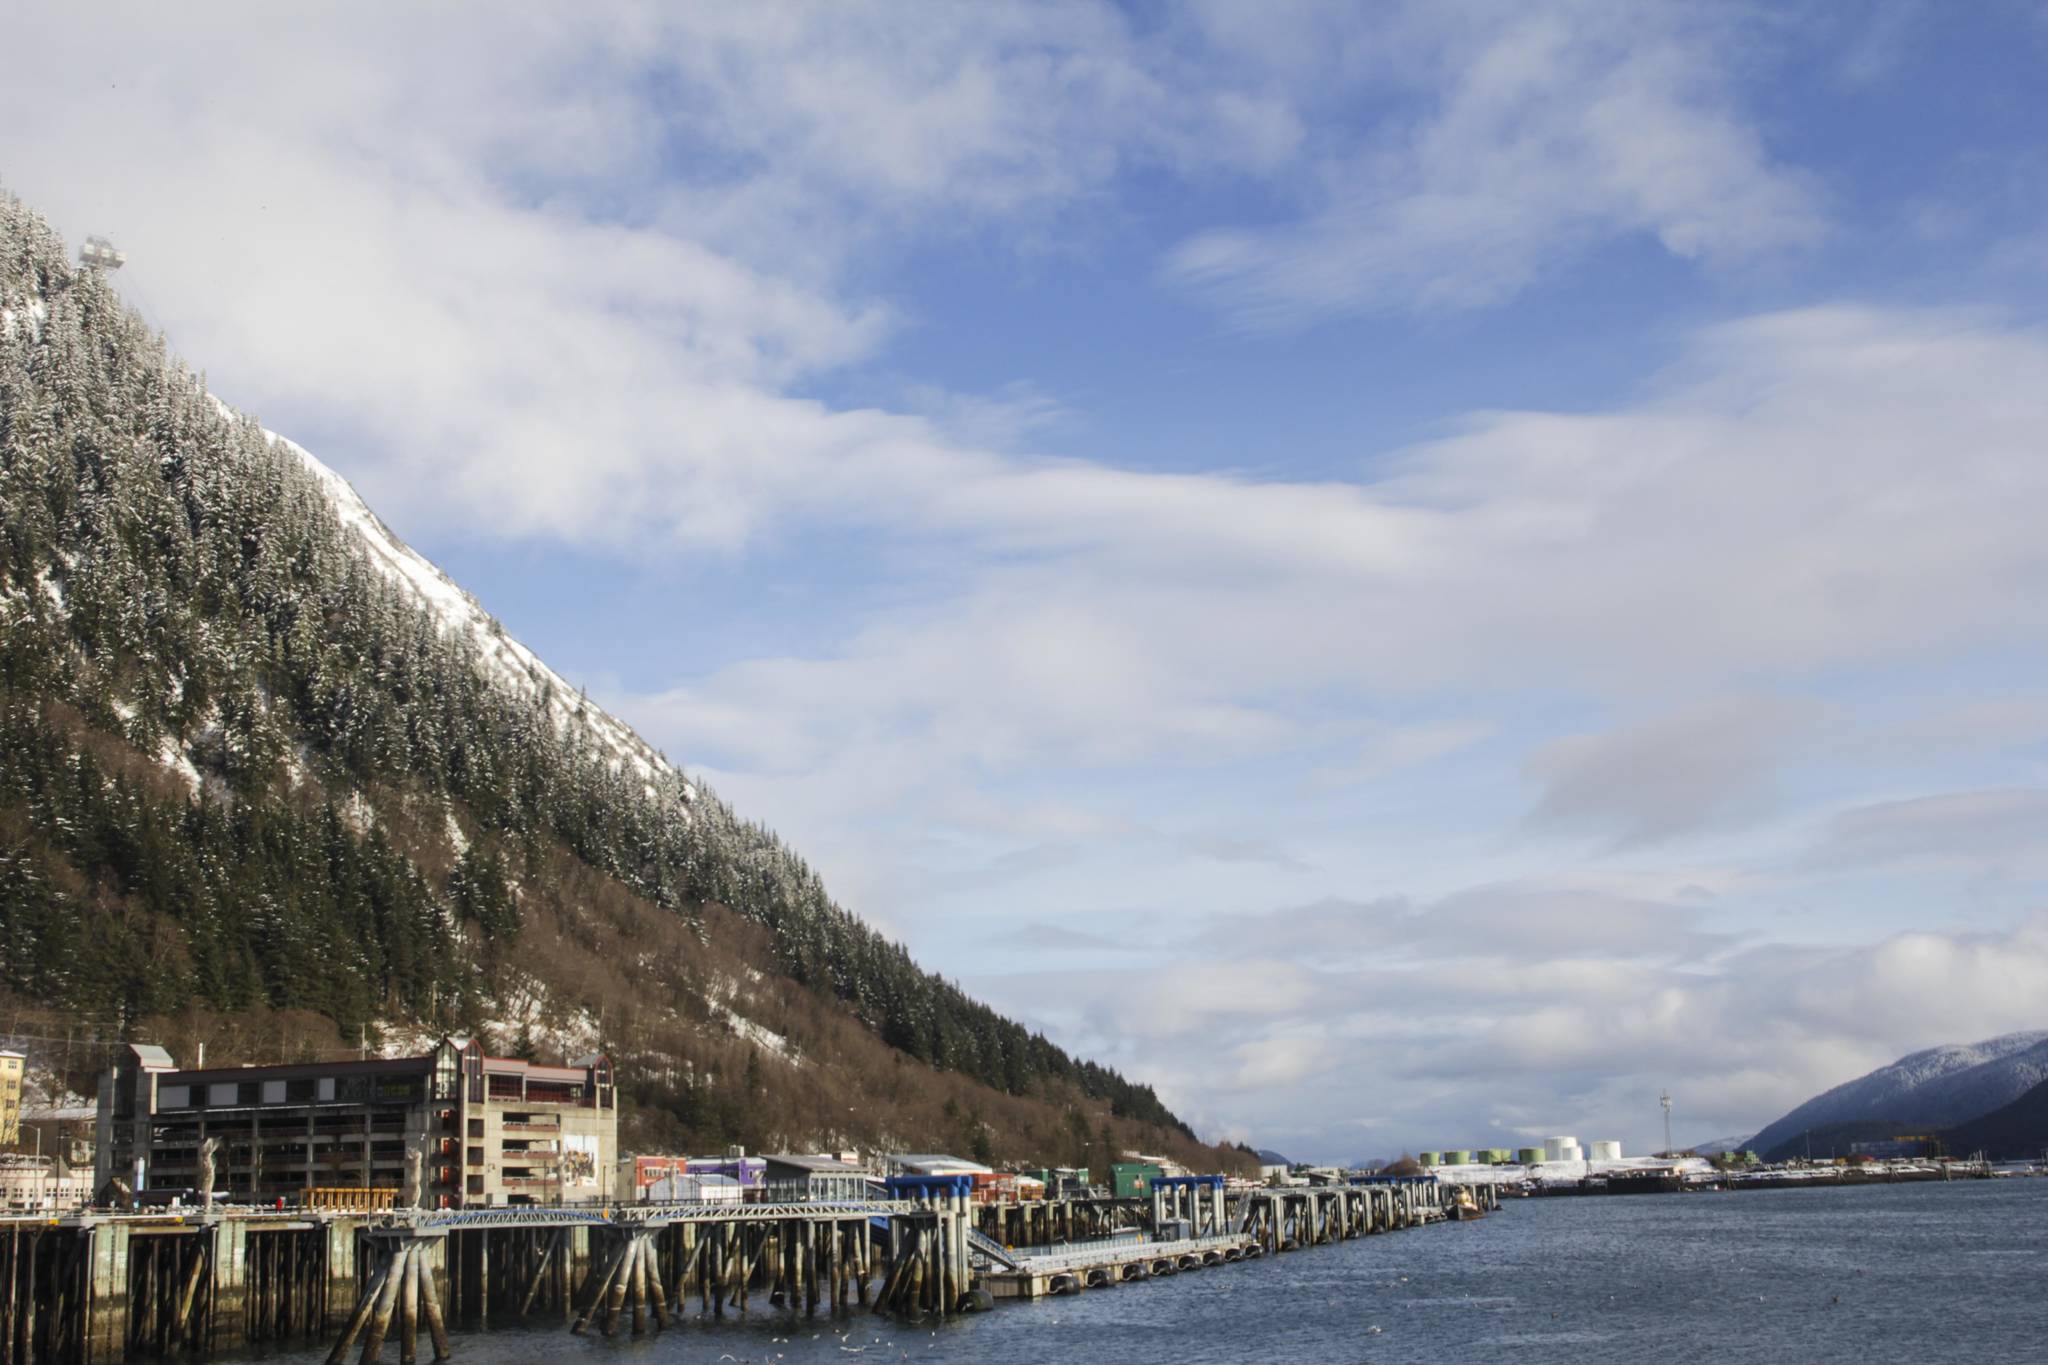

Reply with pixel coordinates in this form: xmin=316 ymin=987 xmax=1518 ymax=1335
xmin=1804 ymin=790 xmax=2048 ymax=875
xmin=975 ymin=912 xmax=2048 ymax=1159
xmin=622 ymin=305 xmax=2048 ymax=826
xmin=1167 ymin=1 xmax=1822 ymax=322
xmin=1526 ymin=696 xmax=1831 ymax=847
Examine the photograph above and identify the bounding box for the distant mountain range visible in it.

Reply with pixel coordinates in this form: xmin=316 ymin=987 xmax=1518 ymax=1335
xmin=1688 ymin=1135 xmax=1756 ymax=1157
xmin=1948 ymin=1076 xmax=2048 ymax=1161
xmin=1751 ymin=1031 xmax=2048 ymax=1160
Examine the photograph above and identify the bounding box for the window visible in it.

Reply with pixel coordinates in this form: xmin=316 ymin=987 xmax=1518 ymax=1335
xmin=467 ymin=1119 xmax=484 ymax=1138
xmin=208 ymin=1082 xmax=240 ymax=1107
xmin=433 ymin=1048 xmax=458 ymax=1102
xmin=261 ymin=1080 xmax=287 ymax=1104
xmin=159 ymin=1085 xmax=191 ymax=1109
xmin=317 ymin=1078 xmax=337 ymax=1102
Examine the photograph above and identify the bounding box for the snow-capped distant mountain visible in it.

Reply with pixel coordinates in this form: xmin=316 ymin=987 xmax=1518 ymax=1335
xmin=1748 ymin=1031 xmax=2048 ymax=1157
xmin=1688 ymin=1134 xmax=1755 ymax=1157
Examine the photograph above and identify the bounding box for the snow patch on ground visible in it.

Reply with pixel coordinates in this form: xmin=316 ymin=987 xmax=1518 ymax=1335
xmin=724 ymin=1011 xmax=798 ymax=1063
xmin=35 ymin=568 xmax=65 ymax=611
xmin=445 ymin=810 xmax=469 ymax=856
xmin=457 ymin=979 xmax=605 ymax=1060
xmin=157 ymin=737 xmax=202 ymax=793
xmin=704 ymin=973 xmax=799 ymax=1063
xmin=341 ymin=789 xmax=375 ymax=834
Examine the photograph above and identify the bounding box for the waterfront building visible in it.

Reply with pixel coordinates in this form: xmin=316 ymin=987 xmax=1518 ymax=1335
xmin=887 ymin=1153 xmax=993 ymax=1178
xmin=22 ymin=1104 xmax=96 ymax=1168
xmin=687 ymin=1154 xmax=766 ymax=1188
xmin=1110 ymin=1160 xmax=1163 ymax=1198
xmin=95 ymin=1037 xmax=616 ymax=1207
xmin=0 ymin=1154 xmax=91 ymax=1209
xmin=0 ymin=1050 xmax=22 ymax=1145
xmin=763 ymin=1153 xmax=874 ymax=1201
xmin=618 ymin=1155 xmax=745 ymax=1202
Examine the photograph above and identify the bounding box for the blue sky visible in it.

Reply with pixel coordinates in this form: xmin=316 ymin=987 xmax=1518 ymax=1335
xmin=7 ymin=1 xmax=2048 ymax=1161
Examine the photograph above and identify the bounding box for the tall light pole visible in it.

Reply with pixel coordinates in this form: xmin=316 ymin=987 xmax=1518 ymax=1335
xmin=1660 ymin=1091 xmax=1673 ymax=1157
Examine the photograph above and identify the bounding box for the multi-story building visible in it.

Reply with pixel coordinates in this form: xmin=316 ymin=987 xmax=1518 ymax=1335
xmin=0 ymin=1051 xmax=22 ymax=1145
xmin=95 ymin=1036 xmax=616 ymax=1207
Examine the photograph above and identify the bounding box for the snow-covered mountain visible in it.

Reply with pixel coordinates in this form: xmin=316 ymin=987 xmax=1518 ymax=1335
xmin=0 ymin=190 xmax=1223 ymax=1165
xmin=257 ymin=410 xmax=682 ymax=800
xmin=1688 ymin=1134 xmax=1755 ymax=1157
xmin=1749 ymin=1031 xmax=2048 ymax=1157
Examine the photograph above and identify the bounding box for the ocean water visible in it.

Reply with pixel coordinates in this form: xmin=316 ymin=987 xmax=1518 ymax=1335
xmin=265 ymin=1179 xmax=2048 ymax=1363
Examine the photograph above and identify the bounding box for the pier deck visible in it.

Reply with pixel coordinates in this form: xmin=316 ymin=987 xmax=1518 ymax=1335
xmin=0 ymin=1177 xmax=1483 ymax=1362
xmin=980 ymin=1232 xmax=1259 ymax=1299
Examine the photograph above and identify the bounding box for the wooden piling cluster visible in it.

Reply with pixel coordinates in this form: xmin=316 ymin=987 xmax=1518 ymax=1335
xmin=1231 ymin=1180 xmax=1485 ymax=1254
xmin=869 ymin=1211 xmax=975 ymax=1318
xmin=243 ymin=1225 xmax=330 ymax=1346
xmin=1 ymin=1221 xmax=93 ymax=1363
xmin=0 ymin=1210 xmax=360 ymax=1364
xmin=983 ymin=1180 xmax=1485 ymax=1301
xmin=323 ymin=1231 xmax=452 ymax=1365
xmin=549 ymin=1212 xmax=881 ymax=1337
xmin=125 ymin=1228 xmax=213 ymax=1357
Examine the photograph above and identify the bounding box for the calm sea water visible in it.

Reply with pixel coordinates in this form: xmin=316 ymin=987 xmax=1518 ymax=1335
xmin=265 ymin=1178 xmax=2048 ymax=1363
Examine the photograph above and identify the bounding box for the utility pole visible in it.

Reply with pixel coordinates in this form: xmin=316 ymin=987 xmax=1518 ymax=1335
xmin=1660 ymin=1090 xmax=1673 ymax=1158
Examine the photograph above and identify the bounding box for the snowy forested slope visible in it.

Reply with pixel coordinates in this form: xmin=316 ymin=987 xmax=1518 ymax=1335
xmin=0 ymin=192 xmax=1225 ymax=1165
xmin=1749 ymin=1032 xmax=2048 ymax=1157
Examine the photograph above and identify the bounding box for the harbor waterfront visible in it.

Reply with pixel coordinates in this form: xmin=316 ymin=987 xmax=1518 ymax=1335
xmin=0 ymin=1178 xmax=1473 ymax=1362
xmin=241 ymin=1178 xmax=2048 ymax=1364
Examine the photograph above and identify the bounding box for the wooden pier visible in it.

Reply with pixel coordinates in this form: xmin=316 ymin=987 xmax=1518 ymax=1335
xmin=0 ymin=1176 xmax=1485 ymax=1361
xmin=978 ymin=1231 xmax=1260 ymax=1299
xmin=0 ymin=1197 xmax=945 ymax=1364
xmin=976 ymin=1177 xmax=1487 ymax=1303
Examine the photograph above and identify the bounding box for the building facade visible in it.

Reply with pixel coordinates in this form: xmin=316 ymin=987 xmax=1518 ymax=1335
xmin=762 ymin=1154 xmax=874 ymax=1202
xmin=95 ymin=1037 xmax=616 ymax=1207
xmin=0 ymin=1051 xmax=22 ymax=1146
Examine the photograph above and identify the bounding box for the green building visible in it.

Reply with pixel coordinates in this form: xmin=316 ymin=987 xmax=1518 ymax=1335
xmin=1110 ymin=1161 xmax=1163 ymax=1198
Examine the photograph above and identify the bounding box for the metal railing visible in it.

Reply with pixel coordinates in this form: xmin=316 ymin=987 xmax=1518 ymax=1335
xmin=1004 ymin=1231 xmax=1249 ymax=1274
xmin=966 ymin=1228 xmax=1019 ymax=1270
xmin=401 ymin=1198 xmax=921 ymax=1231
